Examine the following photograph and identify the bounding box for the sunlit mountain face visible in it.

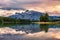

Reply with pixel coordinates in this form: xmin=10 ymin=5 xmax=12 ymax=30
xmin=0 ymin=0 xmax=60 ymax=16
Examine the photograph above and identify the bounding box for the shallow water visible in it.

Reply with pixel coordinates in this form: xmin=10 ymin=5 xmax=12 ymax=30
xmin=0 ymin=23 xmax=60 ymax=40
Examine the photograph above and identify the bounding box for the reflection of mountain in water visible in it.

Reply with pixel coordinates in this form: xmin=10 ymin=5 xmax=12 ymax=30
xmin=49 ymin=24 xmax=60 ymax=28
xmin=10 ymin=24 xmax=49 ymax=33
xmin=10 ymin=24 xmax=60 ymax=33
xmin=10 ymin=24 xmax=40 ymax=34
xmin=0 ymin=23 xmax=60 ymax=34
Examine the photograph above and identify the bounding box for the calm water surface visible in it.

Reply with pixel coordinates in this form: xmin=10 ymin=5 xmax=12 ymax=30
xmin=0 ymin=23 xmax=60 ymax=40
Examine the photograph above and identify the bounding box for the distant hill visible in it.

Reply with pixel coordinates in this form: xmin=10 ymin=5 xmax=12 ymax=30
xmin=0 ymin=7 xmax=25 ymax=10
xmin=49 ymin=16 xmax=60 ymax=20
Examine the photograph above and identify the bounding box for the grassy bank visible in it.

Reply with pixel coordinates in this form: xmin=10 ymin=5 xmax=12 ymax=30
xmin=33 ymin=22 xmax=60 ymax=24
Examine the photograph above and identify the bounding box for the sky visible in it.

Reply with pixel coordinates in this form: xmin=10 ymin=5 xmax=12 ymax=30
xmin=0 ymin=0 xmax=60 ymax=15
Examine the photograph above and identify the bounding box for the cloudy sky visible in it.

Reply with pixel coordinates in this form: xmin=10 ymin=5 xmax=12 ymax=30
xmin=0 ymin=0 xmax=60 ymax=13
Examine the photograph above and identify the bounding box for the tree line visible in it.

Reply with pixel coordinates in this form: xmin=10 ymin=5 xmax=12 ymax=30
xmin=40 ymin=13 xmax=50 ymax=22
xmin=0 ymin=16 xmax=32 ymax=23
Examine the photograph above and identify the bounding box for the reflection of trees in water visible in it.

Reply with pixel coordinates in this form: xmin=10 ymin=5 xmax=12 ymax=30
xmin=0 ymin=23 xmax=50 ymax=33
xmin=40 ymin=24 xmax=49 ymax=32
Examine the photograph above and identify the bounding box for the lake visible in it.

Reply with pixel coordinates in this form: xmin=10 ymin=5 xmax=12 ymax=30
xmin=0 ymin=23 xmax=60 ymax=40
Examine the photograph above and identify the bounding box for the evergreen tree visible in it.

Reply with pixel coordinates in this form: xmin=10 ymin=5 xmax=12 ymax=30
xmin=44 ymin=13 xmax=49 ymax=22
xmin=40 ymin=13 xmax=49 ymax=22
xmin=40 ymin=15 xmax=44 ymax=22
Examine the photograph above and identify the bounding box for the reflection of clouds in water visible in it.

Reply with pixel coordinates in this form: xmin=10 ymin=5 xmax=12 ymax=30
xmin=0 ymin=27 xmax=60 ymax=40
xmin=0 ymin=27 xmax=26 ymax=34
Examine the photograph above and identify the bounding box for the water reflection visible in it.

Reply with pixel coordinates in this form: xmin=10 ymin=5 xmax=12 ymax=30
xmin=0 ymin=23 xmax=60 ymax=34
xmin=10 ymin=23 xmax=40 ymax=34
xmin=40 ymin=24 xmax=49 ymax=32
xmin=0 ymin=23 xmax=60 ymax=40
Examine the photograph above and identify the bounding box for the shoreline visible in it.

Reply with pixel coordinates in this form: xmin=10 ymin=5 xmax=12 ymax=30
xmin=0 ymin=22 xmax=60 ymax=24
xmin=33 ymin=22 xmax=60 ymax=24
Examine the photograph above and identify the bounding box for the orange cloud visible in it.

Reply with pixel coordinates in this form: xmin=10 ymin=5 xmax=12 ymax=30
xmin=0 ymin=0 xmax=60 ymax=13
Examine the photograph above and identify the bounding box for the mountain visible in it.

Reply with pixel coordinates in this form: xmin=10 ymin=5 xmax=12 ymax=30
xmin=9 ymin=10 xmax=44 ymax=21
xmin=49 ymin=16 xmax=60 ymax=20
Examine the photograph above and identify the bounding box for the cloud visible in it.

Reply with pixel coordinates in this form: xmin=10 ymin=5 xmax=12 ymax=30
xmin=0 ymin=0 xmax=59 ymax=7
xmin=0 ymin=0 xmax=60 ymax=12
xmin=52 ymin=0 xmax=60 ymax=1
